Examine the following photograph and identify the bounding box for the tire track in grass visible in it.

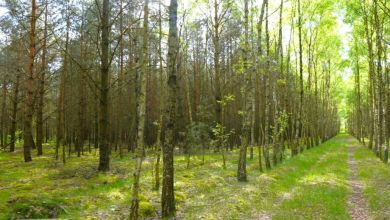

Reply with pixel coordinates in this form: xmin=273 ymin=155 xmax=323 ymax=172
xmin=273 ymin=150 xmax=330 ymax=206
xmin=352 ymin=138 xmax=390 ymax=219
xmin=347 ymin=138 xmax=372 ymax=220
xmin=255 ymin=153 xmax=331 ymax=219
xmin=255 ymin=136 xmax=345 ymax=219
xmin=274 ymin=137 xmax=350 ymax=219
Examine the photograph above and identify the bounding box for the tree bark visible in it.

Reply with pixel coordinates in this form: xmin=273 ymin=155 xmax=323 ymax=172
xmin=36 ymin=0 xmax=48 ymax=156
xmin=264 ymin=0 xmax=271 ymax=169
xmin=23 ymin=0 xmax=37 ymax=162
xmin=296 ymin=0 xmax=304 ymax=155
xmin=361 ymin=0 xmax=375 ymax=150
xmin=154 ymin=0 xmax=164 ymax=190
xmin=130 ymin=1 xmax=149 ymax=219
xmin=257 ymin=0 xmax=267 ymax=172
xmin=213 ymin=0 xmax=222 ymax=127
xmin=162 ymin=0 xmax=178 ymax=217
xmin=56 ymin=2 xmax=70 ymax=164
xmin=374 ymin=0 xmax=384 ymax=157
xmin=1 ymin=79 xmax=7 ymax=150
xmin=237 ymin=0 xmax=250 ymax=182
xmin=98 ymin=0 xmax=111 ymax=172
xmin=10 ymin=57 xmax=21 ymax=153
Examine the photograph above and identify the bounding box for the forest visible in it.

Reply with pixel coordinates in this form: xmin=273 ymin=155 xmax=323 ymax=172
xmin=0 ymin=0 xmax=389 ymax=219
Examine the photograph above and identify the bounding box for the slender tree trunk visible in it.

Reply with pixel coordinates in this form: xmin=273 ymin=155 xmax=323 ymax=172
xmin=161 ymin=0 xmax=178 ymax=217
xmin=10 ymin=61 xmax=21 ymax=153
xmin=36 ymin=0 xmax=48 ymax=156
xmin=24 ymin=0 xmax=37 ymax=162
xmin=257 ymin=0 xmax=266 ymax=172
xmin=384 ymin=44 xmax=389 ymax=163
xmin=213 ymin=0 xmax=222 ymax=127
xmin=130 ymin=1 xmax=149 ymax=219
xmin=374 ymin=0 xmax=384 ymax=158
xmin=264 ymin=0 xmax=271 ymax=169
xmin=362 ymin=1 xmax=375 ymax=150
xmin=237 ymin=0 xmax=250 ymax=182
xmin=355 ymin=41 xmax=362 ymax=142
xmin=98 ymin=0 xmax=110 ymax=172
xmin=1 ymin=79 xmax=7 ymax=150
xmin=296 ymin=0 xmax=304 ymax=155
xmin=76 ymin=11 xmax=86 ymax=157
xmin=56 ymin=2 xmax=70 ymax=164
xmin=117 ymin=0 xmax=124 ymax=158
xmin=274 ymin=0 xmax=284 ymax=164
xmin=154 ymin=1 xmax=164 ymax=190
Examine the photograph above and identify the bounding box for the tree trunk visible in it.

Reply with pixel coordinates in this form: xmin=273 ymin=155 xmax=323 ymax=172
xmin=98 ymin=0 xmax=110 ymax=172
xmin=374 ymin=0 xmax=384 ymax=158
xmin=383 ymin=44 xmax=389 ymax=163
xmin=264 ymin=0 xmax=271 ymax=169
xmin=10 ymin=60 xmax=21 ymax=153
xmin=154 ymin=0 xmax=164 ymax=190
xmin=23 ymin=0 xmax=37 ymax=162
xmin=56 ymin=2 xmax=70 ymax=164
xmin=257 ymin=0 xmax=266 ymax=172
xmin=296 ymin=0 xmax=304 ymax=155
xmin=161 ymin=0 xmax=178 ymax=217
xmin=76 ymin=13 xmax=86 ymax=158
xmin=36 ymin=0 xmax=48 ymax=156
xmin=237 ymin=0 xmax=250 ymax=182
xmin=117 ymin=0 xmax=124 ymax=158
xmin=130 ymin=1 xmax=149 ymax=219
xmin=213 ymin=0 xmax=222 ymax=127
xmin=362 ymin=2 xmax=375 ymax=150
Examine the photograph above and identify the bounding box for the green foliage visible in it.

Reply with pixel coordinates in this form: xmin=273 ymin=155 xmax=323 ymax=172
xmin=276 ymin=79 xmax=286 ymax=86
xmin=185 ymin=122 xmax=210 ymax=153
xmin=8 ymin=197 xmax=65 ymax=219
xmin=274 ymin=111 xmax=289 ymax=138
xmin=196 ymin=99 xmax=214 ymax=125
xmin=211 ymin=123 xmax=235 ymax=149
xmin=139 ymin=201 xmax=156 ymax=218
xmin=186 ymin=122 xmax=210 ymax=145
xmin=217 ymin=94 xmax=235 ymax=107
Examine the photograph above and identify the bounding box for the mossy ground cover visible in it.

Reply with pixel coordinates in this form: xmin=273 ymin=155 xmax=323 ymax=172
xmin=0 ymin=135 xmax=386 ymax=219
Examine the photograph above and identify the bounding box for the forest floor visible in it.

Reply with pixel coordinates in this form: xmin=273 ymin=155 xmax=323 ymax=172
xmin=0 ymin=135 xmax=389 ymax=219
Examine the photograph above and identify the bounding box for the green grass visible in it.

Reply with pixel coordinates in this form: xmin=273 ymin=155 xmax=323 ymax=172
xmin=0 ymin=136 xmax=386 ymax=219
xmin=351 ymin=138 xmax=390 ymax=219
xmin=272 ymin=141 xmax=349 ymax=219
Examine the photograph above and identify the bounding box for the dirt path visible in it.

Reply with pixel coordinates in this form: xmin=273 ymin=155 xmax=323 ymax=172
xmin=347 ymin=143 xmax=371 ymax=220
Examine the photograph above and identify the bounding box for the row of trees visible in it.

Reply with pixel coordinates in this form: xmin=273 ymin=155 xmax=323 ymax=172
xmin=0 ymin=0 xmax=344 ymax=217
xmin=346 ymin=0 xmax=389 ymax=164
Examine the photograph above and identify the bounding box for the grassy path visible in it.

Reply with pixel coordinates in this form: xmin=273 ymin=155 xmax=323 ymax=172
xmin=263 ymin=135 xmax=350 ymax=219
xmin=0 ymin=135 xmax=389 ymax=219
xmin=347 ymin=138 xmax=371 ymax=220
xmin=349 ymin=137 xmax=390 ymax=219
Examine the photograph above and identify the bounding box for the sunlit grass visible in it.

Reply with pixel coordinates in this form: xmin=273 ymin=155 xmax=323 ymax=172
xmin=0 ymin=136 xmax=363 ymax=219
xmin=271 ymin=138 xmax=349 ymax=219
xmin=353 ymin=140 xmax=390 ymax=219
